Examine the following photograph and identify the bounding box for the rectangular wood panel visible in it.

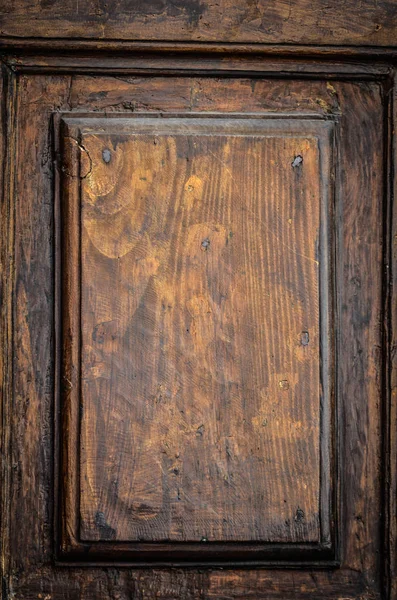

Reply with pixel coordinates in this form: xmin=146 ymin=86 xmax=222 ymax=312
xmin=2 ymin=64 xmax=389 ymax=598
xmin=60 ymin=115 xmax=335 ymax=559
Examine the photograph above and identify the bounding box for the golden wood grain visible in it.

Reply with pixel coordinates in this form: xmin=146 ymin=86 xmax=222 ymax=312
xmin=70 ymin=119 xmax=331 ymax=543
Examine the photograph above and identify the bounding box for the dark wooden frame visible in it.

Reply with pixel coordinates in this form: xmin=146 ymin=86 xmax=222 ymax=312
xmin=0 ymin=47 xmax=396 ymax=599
xmin=57 ymin=112 xmax=336 ymax=567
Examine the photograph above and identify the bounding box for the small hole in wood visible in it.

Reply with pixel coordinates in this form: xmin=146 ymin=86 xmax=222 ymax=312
xmin=201 ymin=238 xmax=210 ymax=251
xmin=292 ymin=155 xmax=303 ymax=168
xmin=102 ymin=148 xmax=111 ymax=163
xmin=301 ymin=331 xmax=309 ymax=346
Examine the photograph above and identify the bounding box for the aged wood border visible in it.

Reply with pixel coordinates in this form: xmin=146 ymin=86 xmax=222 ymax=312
xmin=0 ymin=63 xmax=18 ymax=600
xmin=1 ymin=40 xmax=397 ymax=58
xmin=0 ymin=52 xmax=395 ymax=598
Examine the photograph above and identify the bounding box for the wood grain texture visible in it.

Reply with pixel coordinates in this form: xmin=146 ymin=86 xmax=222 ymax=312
xmin=9 ymin=74 xmax=72 ymax=579
xmin=3 ymin=53 xmax=394 ymax=77
xmin=3 ymin=70 xmax=390 ymax=599
xmin=65 ymin=76 xmax=343 ymax=115
xmin=0 ymin=0 xmax=397 ymax=46
xmin=59 ymin=117 xmax=334 ymax=546
xmin=0 ymin=63 xmax=14 ymax=600
xmin=387 ymin=75 xmax=397 ymax=600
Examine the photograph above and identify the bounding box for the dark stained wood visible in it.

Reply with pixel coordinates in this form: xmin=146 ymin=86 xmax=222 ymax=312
xmin=3 ymin=75 xmax=72 ymax=591
xmin=1 ymin=64 xmax=391 ymax=597
xmin=66 ymin=76 xmax=343 ymax=114
xmin=0 ymin=64 xmax=16 ymax=600
xmin=2 ymin=53 xmax=394 ymax=78
xmin=336 ymin=81 xmax=384 ymax=585
xmin=3 ymin=41 xmax=397 ymax=60
xmin=388 ymin=76 xmax=397 ymax=600
xmin=0 ymin=0 xmax=397 ymax=47
xmin=0 ymin=4 xmax=396 ymax=597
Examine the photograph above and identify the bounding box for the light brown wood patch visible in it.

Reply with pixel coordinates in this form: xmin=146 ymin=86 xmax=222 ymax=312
xmin=62 ymin=116 xmax=333 ymax=544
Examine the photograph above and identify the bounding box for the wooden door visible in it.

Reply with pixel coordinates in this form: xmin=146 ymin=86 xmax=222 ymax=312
xmin=1 ymin=4 xmax=397 ymax=600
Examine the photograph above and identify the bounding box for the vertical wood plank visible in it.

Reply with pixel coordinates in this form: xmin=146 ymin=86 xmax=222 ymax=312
xmin=0 ymin=64 xmax=17 ymax=600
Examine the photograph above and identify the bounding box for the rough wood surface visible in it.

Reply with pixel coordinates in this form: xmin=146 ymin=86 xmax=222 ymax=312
xmin=0 ymin=0 xmax=397 ymax=46
xmin=388 ymin=75 xmax=397 ymax=600
xmin=1 ymin=68 xmax=390 ymax=599
xmin=62 ymin=118 xmax=332 ymax=545
xmin=0 ymin=63 xmax=14 ymax=600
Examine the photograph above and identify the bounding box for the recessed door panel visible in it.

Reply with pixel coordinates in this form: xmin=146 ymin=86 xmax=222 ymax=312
xmin=5 ymin=69 xmax=388 ymax=600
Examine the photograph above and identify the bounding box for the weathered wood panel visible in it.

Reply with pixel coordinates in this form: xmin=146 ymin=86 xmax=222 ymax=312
xmin=60 ymin=116 xmax=333 ymax=547
xmin=3 ymin=72 xmax=388 ymax=598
